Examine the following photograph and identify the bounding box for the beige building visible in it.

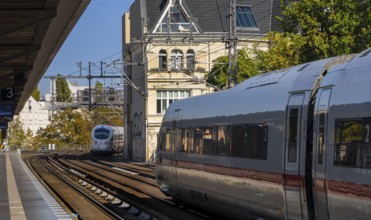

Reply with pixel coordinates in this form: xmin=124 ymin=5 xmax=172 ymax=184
xmin=123 ymin=0 xmax=282 ymax=161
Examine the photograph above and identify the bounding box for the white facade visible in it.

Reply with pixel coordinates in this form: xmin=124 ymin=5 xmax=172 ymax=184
xmin=48 ymin=79 xmax=89 ymax=102
xmin=18 ymin=96 xmax=50 ymax=135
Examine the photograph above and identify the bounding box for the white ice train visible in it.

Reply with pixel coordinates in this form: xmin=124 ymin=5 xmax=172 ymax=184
xmin=155 ymin=48 xmax=371 ymax=219
xmin=91 ymin=125 xmax=124 ymax=155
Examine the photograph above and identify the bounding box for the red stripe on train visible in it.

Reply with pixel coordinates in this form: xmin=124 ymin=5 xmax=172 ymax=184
xmin=158 ymin=158 xmax=371 ymax=199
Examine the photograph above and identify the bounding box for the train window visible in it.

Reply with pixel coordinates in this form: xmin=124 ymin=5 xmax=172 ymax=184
xmin=159 ymin=128 xmax=172 ymax=151
xmin=191 ymin=128 xmax=203 ymax=154
xmin=203 ymin=128 xmax=213 ymax=154
xmin=216 ymin=126 xmax=230 ymax=156
xmin=179 ymin=129 xmax=188 ymax=152
xmin=318 ymin=108 xmax=326 ymax=164
xmin=334 ymin=118 xmax=371 ymax=169
xmin=288 ymin=109 xmax=299 ymax=163
xmin=165 ymin=129 xmax=172 ymax=151
xmin=94 ymin=128 xmax=110 ymax=139
xmin=231 ymin=124 xmax=268 ymax=160
xmin=317 ymin=89 xmax=331 ymax=165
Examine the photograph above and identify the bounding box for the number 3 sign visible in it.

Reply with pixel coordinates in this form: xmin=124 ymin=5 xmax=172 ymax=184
xmin=1 ymin=87 xmax=15 ymax=101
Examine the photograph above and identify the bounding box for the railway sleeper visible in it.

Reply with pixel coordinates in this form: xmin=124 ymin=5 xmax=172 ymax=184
xmin=106 ymin=194 xmax=114 ymax=201
xmin=118 ymin=201 xmax=131 ymax=210
xmin=81 ymin=181 xmax=88 ymax=186
xmin=111 ymin=198 xmax=121 ymax=205
xmin=100 ymin=191 xmax=108 ymax=197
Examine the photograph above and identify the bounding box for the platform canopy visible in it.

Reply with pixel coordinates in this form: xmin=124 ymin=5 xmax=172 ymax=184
xmin=0 ymin=0 xmax=90 ymax=120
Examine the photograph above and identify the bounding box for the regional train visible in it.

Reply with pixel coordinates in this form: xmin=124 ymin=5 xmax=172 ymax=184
xmin=91 ymin=125 xmax=124 ymax=155
xmin=155 ymin=48 xmax=371 ymax=219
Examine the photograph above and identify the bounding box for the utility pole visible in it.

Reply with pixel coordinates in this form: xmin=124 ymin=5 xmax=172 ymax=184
xmin=88 ymin=62 xmax=92 ymax=111
xmin=51 ymin=76 xmax=55 ymax=115
xmin=227 ymin=0 xmax=237 ymax=88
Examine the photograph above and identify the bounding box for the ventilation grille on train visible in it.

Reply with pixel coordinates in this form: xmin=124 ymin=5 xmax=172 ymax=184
xmin=360 ymin=48 xmax=371 ymax=57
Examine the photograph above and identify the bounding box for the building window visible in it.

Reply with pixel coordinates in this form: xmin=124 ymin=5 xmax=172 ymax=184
xmin=159 ymin=50 xmax=167 ymax=70
xmin=171 ymin=49 xmax=183 ymax=70
xmin=160 ymin=6 xmax=190 ymax=32
xmin=236 ymin=6 xmax=257 ymax=28
xmin=156 ymin=90 xmax=190 ymax=114
xmin=186 ymin=49 xmax=195 ymax=71
xmin=108 ymin=97 xmax=115 ymax=102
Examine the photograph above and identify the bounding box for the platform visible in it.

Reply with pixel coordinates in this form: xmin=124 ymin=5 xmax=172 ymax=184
xmin=0 ymin=151 xmax=72 ymax=220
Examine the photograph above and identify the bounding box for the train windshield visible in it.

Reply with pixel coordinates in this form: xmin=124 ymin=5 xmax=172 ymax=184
xmin=94 ymin=128 xmax=110 ymax=139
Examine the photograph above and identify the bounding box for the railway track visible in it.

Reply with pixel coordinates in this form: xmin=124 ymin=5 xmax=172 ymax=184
xmin=26 ymin=155 xmax=119 ymax=220
xmin=26 ymin=152 xmax=215 ymax=220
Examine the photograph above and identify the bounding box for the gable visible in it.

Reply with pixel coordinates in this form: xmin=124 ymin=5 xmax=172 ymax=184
xmin=151 ymin=0 xmax=200 ymax=34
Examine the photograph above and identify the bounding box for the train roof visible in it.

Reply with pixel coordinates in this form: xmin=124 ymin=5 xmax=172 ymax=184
xmin=93 ymin=125 xmax=124 ymax=131
xmin=163 ymin=50 xmax=368 ymax=124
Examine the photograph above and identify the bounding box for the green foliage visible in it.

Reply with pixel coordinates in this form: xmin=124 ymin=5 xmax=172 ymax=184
xmin=36 ymin=108 xmax=93 ymax=148
xmin=205 ymin=37 xmax=302 ymax=90
xmin=7 ymin=117 xmax=33 ymax=150
xmin=206 ymin=0 xmax=371 ymax=89
xmin=95 ymin=81 xmax=103 ymax=102
xmin=253 ymin=32 xmax=304 ymax=72
xmin=92 ymin=107 xmax=124 ymax=126
xmin=279 ymin=0 xmax=371 ymax=62
xmin=31 ymin=86 xmax=41 ymax=101
xmin=32 ymin=107 xmax=123 ymax=149
xmin=56 ymin=74 xmax=72 ymax=102
xmin=206 ymin=49 xmax=262 ymax=90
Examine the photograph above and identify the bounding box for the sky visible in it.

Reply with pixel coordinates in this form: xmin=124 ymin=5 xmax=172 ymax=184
xmin=39 ymin=0 xmax=134 ymax=96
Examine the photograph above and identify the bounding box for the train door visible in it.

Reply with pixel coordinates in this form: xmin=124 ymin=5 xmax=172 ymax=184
xmin=170 ymin=110 xmax=180 ymax=195
xmin=313 ymin=88 xmax=331 ymax=219
xmin=285 ymin=93 xmax=305 ymax=219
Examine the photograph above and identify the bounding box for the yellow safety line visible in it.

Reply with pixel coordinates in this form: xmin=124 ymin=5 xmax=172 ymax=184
xmin=6 ymin=153 xmax=27 ymax=220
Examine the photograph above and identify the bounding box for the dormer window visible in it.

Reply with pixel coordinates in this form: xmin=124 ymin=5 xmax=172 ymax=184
xmin=236 ymin=6 xmax=257 ymax=28
xmin=153 ymin=1 xmax=198 ymax=33
xmin=161 ymin=7 xmax=190 ymax=32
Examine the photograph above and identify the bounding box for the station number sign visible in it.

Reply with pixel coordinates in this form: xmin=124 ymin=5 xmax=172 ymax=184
xmin=1 ymin=87 xmax=15 ymax=101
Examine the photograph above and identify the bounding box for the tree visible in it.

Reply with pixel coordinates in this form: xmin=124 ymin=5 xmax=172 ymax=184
xmin=36 ymin=108 xmax=93 ymax=148
xmin=56 ymin=74 xmax=72 ymax=102
xmin=31 ymin=86 xmax=41 ymax=101
xmin=205 ymin=39 xmax=303 ymax=90
xmin=92 ymin=107 xmax=124 ymax=126
xmin=95 ymin=81 xmax=103 ymax=102
xmin=278 ymin=0 xmax=371 ymax=62
xmin=206 ymin=49 xmax=262 ymax=90
xmin=7 ymin=117 xmax=33 ymax=150
xmin=206 ymin=0 xmax=371 ymax=89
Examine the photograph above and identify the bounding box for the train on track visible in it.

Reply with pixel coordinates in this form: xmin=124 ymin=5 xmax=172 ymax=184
xmin=155 ymin=48 xmax=371 ymax=219
xmin=91 ymin=125 xmax=124 ymax=155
